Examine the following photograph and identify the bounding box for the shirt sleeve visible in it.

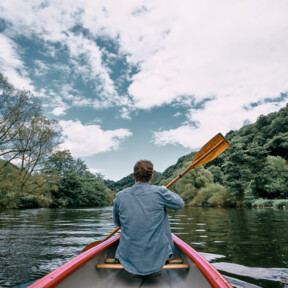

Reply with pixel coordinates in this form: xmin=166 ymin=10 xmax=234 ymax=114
xmin=160 ymin=187 xmax=185 ymax=210
xmin=113 ymin=196 xmax=121 ymax=226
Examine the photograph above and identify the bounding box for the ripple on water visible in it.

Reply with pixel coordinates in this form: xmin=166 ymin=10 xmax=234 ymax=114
xmin=213 ymin=262 xmax=288 ymax=284
xmin=190 ymin=241 xmax=207 ymax=246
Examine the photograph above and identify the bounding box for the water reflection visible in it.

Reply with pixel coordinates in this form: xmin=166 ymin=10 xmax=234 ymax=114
xmin=0 ymin=206 xmax=287 ymax=288
xmin=169 ymin=207 xmax=288 ymax=288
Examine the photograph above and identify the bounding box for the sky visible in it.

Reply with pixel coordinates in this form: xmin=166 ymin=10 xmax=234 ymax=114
xmin=0 ymin=0 xmax=288 ymax=181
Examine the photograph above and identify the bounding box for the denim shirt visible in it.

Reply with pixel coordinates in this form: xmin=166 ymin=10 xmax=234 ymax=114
xmin=113 ymin=182 xmax=184 ymax=275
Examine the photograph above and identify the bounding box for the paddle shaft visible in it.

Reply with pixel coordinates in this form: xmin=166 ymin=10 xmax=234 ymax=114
xmin=103 ymin=226 xmax=120 ymax=241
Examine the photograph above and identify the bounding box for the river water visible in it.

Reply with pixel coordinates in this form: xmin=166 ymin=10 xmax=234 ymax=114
xmin=0 ymin=206 xmax=287 ymax=288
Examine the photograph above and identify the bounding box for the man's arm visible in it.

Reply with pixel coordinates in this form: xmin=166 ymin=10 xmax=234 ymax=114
xmin=113 ymin=197 xmax=121 ymax=226
xmin=160 ymin=187 xmax=185 ymax=210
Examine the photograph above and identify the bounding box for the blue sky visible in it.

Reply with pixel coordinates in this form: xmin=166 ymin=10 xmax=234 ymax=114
xmin=0 ymin=0 xmax=288 ymax=180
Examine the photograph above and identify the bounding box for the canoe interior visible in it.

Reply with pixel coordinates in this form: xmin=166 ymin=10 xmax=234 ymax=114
xmin=57 ymin=238 xmax=212 ymax=288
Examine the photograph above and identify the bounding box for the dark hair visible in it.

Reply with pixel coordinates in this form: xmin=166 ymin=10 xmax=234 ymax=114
xmin=133 ymin=160 xmax=153 ymax=182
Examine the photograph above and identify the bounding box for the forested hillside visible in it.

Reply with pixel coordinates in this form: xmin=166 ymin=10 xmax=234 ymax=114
xmin=108 ymin=104 xmax=288 ymax=208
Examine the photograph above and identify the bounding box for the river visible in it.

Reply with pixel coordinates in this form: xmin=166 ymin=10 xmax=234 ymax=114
xmin=0 ymin=206 xmax=287 ymax=288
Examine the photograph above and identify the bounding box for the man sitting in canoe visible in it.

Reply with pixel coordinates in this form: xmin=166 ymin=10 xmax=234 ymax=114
xmin=113 ymin=160 xmax=184 ymax=276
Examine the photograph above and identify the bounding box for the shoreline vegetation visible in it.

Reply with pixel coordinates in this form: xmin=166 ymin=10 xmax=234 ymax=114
xmin=1 ymin=72 xmax=288 ymax=210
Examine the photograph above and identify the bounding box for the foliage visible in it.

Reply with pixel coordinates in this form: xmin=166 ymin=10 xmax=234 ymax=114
xmin=0 ymin=74 xmax=110 ymax=209
xmin=42 ymin=150 xmax=111 ymax=208
xmin=261 ymin=156 xmax=288 ymax=198
xmin=272 ymin=200 xmax=288 ymax=209
xmin=156 ymin=161 xmax=228 ymax=207
xmin=0 ymin=73 xmax=62 ymax=197
xmin=0 ymin=73 xmax=41 ymax=166
xmin=207 ymin=165 xmax=225 ymax=185
xmin=104 ymin=174 xmax=134 ymax=193
xmin=190 ymin=184 xmax=229 ymax=207
xmin=105 ymin=170 xmax=162 ymax=193
xmin=108 ymin=104 xmax=288 ymax=208
xmin=247 ymin=198 xmax=288 ymax=209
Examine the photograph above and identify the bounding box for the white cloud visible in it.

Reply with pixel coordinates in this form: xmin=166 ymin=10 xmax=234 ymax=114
xmin=154 ymin=96 xmax=285 ymax=149
xmin=1 ymin=0 xmax=288 ymax=151
xmin=88 ymin=167 xmax=103 ymax=175
xmin=0 ymin=34 xmax=33 ymax=90
xmin=51 ymin=107 xmax=66 ymax=116
xmin=59 ymin=120 xmax=132 ymax=157
xmin=126 ymin=1 xmax=288 ymax=109
xmin=0 ymin=0 xmax=127 ymax=108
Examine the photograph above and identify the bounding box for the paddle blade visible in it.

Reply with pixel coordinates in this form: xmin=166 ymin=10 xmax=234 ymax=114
xmin=81 ymin=226 xmax=120 ymax=253
xmin=82 ymin=240 xmax=103 ymax=252
xmin=166 ymin=133 xmax=229 ymax=189
xmin=191 ymin=133 xmax=229 ymax=168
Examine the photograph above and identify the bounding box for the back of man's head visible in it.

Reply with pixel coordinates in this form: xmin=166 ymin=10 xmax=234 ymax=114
xmin=133 ymin=160 xmax=153 ymax=182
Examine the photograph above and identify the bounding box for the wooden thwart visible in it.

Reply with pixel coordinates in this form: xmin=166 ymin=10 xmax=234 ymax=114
xmin=96 ymin=258 xmax=189 ymax=270
xmin=96 ymin=263 xmax=189 ymax=269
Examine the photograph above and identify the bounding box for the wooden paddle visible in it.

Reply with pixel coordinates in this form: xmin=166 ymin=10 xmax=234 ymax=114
xmin=166 ymin=133 xmax=230 ymax=188
xmin=82 ymin=133 xmax=229 ymax=252
xmin=82 ymin=226 xmax=120 ymax=252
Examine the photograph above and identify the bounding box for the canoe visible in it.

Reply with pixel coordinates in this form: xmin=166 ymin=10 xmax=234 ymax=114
xmin=28 ymin=233 xmax=232 ymax=288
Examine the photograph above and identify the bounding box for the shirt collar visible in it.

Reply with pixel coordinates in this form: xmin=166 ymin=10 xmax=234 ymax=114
xmin=133 ymin=182 xmax=149 ymax=186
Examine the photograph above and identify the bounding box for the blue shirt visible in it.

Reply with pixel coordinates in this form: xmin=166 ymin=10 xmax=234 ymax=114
xmin=113 ymin=182 xmax=184 ymax=275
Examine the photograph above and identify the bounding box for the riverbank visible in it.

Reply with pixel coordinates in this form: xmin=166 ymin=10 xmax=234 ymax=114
xmin=1 ymin=198 xmax=288 ymax=210
xmin=244 ymin=198 xmax=288 ymax=209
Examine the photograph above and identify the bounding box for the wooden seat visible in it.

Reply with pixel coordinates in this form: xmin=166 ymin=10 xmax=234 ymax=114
xmin=96 ymin=258 xmax=189 ymax=270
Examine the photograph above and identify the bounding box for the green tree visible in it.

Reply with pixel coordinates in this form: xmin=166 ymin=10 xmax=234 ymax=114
xmin=243 ymin=142 xmax=268 ymax=198
xmin=261 ymin=156 xmax=288 ymax=198
xmin=0 ymin=73 xmax=41 ymax=169
xmin=191 ymin=183 xmax=229 ymax=207
xmin=222 ymin=138 xmax=248 ymax=203
xmin=265 ymin=132 xmax=288 ymax=160
xmin=160 ymin=161 xmax=219 ymax=204
xmin=14 ymin=116 xmax=62 ymax=193
xmin=207 ymin=165 xmax=225 ymax=185
xmin=42 ymin=150 xmax=111 ymax=207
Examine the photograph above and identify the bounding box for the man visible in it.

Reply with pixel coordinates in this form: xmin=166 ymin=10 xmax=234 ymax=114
xmin=113 ymin=160 xmax=184 ymax=276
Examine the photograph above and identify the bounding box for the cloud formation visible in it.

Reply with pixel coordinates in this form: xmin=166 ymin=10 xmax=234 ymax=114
xmin=59 ymin=120 xmax=132 ymax=157
xmin=1 ymin=0 xmax=288 ymax=152
xmin=0 ymin=34 xmax=33 ymax=90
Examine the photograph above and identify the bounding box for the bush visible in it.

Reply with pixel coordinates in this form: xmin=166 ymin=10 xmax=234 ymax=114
xmin=190 ymin=183 xmax=229 ymax=207
xmin=272 ymin=200 xmax=288 ymax=209
xmin=248 ymin=198 xmax=288 ymax=208
xmin=0 ymin=189 xmax=15 ymax=209
xmin=16 ymin=195 xmax=40 ymax=208
xmin=251 ymin=198 xmax=274 ymax=208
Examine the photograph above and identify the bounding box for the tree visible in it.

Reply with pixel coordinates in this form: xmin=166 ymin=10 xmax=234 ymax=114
xmin=0 ymin=73 xmax=62 ymax=201
xmin=265 ymin=132 xmax=288 ymax=160
xmin=261 ymin=156 xmax=288 ymax=198
xmin=0 ymin=73 xmax=41 ymax=168
xmin=207 ymin=165 xmax=225 ymax=185
xmin=242 ymin=142 xmax=268 ymax=198
xmin=191 ymin=183 xmax=229 ymax=207
xmin=13 ymin=116 xmax=62 ymax=193
xmin=42 ymin=150 xmax=111 ymax=207
xmin=222 ymin=137 xmax=248 ymax=203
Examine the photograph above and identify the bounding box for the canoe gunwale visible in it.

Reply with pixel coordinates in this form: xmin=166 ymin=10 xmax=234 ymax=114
xmin=28 ymin=233 xmax=121 ymax=288
xmin=172 ymin=234 xmax=232 ymax=288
